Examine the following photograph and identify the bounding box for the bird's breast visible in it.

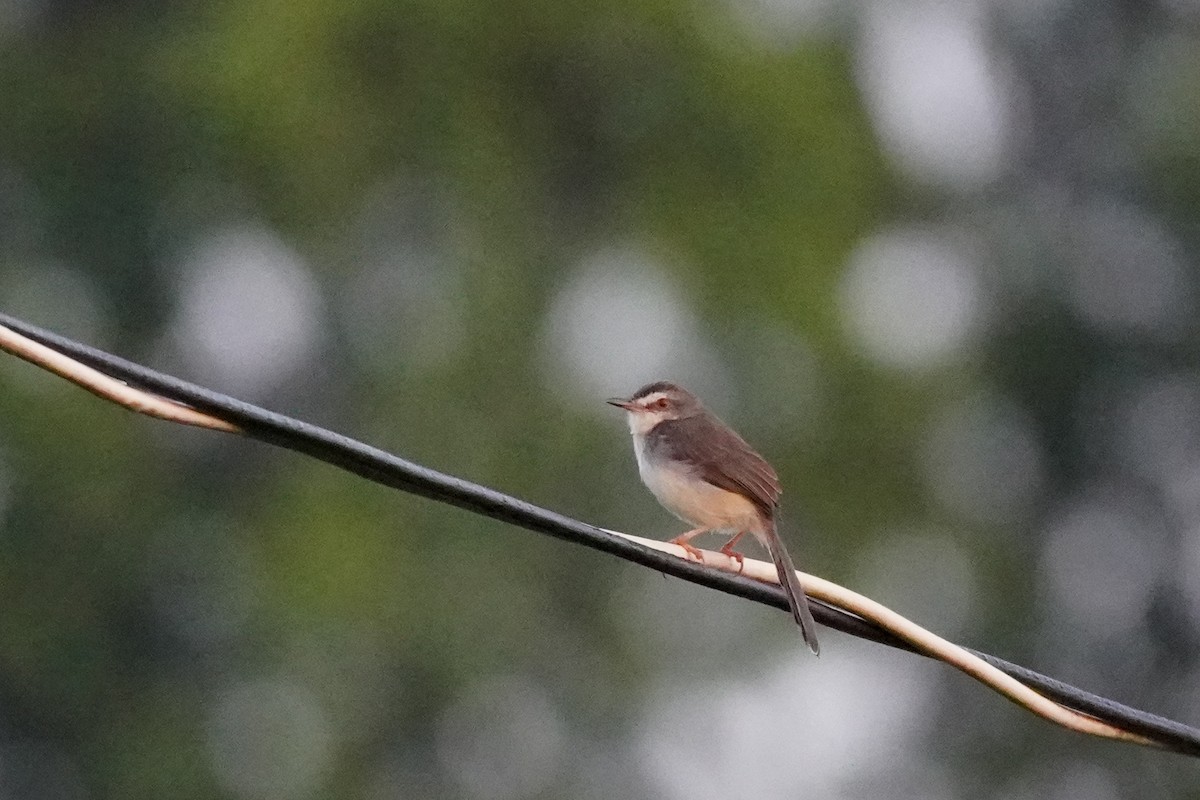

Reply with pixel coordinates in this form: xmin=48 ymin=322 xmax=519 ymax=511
xmin=633 ymin=436 xmax=762 ymax=532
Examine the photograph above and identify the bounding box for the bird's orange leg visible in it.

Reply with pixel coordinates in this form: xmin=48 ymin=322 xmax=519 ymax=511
xmin=718 ymin=531 xmax=747 ymax=573
xmin=669 ymin=528 xmax=708 ymax=561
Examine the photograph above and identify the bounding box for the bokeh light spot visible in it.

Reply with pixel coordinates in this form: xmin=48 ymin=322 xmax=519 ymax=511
xmin=839 ymin=228 xmax=984 ymax=370
xmin=1041 ymin=486 xmax=1167 ymax=639
xmin=166 ymin=225 xmax=322 ymax=398
xmin=542 ymin=246 xmax=728 ymax=408
xmin=636 ymin=644 xmax=935 ymax=798
xmin=207 ymin=678 xmax=331 ymax=800
xmin=857 ymin=1 xmax=1012 ymax=188
xmin=1067 ymin=199 xmax=1191 ymax=340
xmin=922 ymin=392 xmax=1045 ymax=526
xmin=435 ymin=675 xmax=566 ymax=800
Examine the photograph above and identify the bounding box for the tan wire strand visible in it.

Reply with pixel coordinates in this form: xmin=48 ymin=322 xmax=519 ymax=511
xmin=0 ymin=323 xmax=240 ymax=433
xmin=608 ymin=530 xmax=1158 ymax=749
xmin=0 ymin=320 xmax=1159 ymax=749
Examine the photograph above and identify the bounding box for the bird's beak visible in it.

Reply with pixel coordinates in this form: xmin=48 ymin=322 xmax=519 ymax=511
xmin=606 ymin=397 xmax=635 ymax=410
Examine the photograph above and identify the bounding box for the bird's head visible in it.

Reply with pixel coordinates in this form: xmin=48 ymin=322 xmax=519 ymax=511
xmin=607 ymin=381 xmax=703 ymax=435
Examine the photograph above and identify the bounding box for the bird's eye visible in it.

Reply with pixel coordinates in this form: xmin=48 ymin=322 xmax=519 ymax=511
xmin=654 ymin=398 xmax=670 ymax=410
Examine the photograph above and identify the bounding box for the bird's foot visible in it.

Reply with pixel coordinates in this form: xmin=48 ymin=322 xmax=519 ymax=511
xmin=669 ymin=529 xmax=708 ymax=562
xmin=718 ymin=531 xmax=747 ymax=573
xmin=718 ymin=545 xmax=746 ymax=574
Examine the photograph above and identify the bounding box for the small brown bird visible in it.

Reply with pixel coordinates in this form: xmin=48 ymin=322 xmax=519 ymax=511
xmin=608 ymin=381 xmax=820 ymax=654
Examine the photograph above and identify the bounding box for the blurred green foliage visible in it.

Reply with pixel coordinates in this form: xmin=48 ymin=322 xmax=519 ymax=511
xmin=1 ymin=0 xmax=1199 ymax=798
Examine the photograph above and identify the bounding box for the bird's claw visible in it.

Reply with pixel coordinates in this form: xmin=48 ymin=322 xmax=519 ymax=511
xmin=719 ymin=546 xmax=746 ymax=574
xmin=669 ymin=537 xmax=706 ymax=562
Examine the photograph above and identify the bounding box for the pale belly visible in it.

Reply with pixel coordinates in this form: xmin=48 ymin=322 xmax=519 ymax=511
xmin=635 ymin=444 xmax=763 ymax=533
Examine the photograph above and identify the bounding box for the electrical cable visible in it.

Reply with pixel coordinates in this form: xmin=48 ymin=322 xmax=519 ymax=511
xmin=1 ymin=311 xmax=1198 ymax=756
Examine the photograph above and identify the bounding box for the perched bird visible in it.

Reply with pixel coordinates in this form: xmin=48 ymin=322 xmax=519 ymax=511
xmin=608 ymin=381 xmax=820 ymax=654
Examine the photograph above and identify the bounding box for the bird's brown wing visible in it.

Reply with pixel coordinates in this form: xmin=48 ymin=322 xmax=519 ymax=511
xmin=648 ymin=415 xmax=780 ymax=514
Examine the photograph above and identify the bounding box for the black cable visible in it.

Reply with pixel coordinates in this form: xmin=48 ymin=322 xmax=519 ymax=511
xmin=2 ymin=311 xmax=1199 ymax=757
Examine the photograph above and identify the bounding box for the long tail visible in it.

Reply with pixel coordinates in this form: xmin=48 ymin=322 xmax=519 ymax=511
xmin=761 ymin=517 xmax=820 ymax=656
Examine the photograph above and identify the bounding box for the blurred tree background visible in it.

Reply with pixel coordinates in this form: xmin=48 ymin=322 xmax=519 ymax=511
xmin=2 ymin=0 xmax=1200 ymax=797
